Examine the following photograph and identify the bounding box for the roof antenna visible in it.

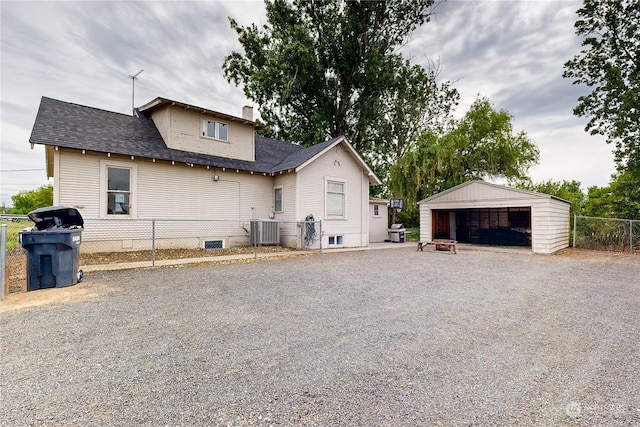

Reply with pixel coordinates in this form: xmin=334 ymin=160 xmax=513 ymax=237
xmin=129 ymin=69 xmax=143 ymax=116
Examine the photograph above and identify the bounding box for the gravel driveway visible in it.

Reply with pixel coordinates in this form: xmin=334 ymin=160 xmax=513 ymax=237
xmin=1 ymin=247 xmax=639 ymax=426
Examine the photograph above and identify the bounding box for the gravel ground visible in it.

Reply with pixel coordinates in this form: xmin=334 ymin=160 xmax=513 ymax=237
xmin=1 ymin=247 xmax=639 ymax=426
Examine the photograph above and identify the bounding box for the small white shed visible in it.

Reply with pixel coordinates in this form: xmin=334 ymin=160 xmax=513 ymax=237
xmin=418 ymin=180 xmax=570 ymax=254
xmin=369 ymin=197 xmax=389 ymax=243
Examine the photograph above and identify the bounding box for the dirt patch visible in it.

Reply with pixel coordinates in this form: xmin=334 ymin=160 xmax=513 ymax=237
xmin=0 ymin=282 xmax=116 ymax=312
xmin=81 ymin=246 xmax=292 ymax=264
xmin=554 ymin=247 xmax=639 ymax=264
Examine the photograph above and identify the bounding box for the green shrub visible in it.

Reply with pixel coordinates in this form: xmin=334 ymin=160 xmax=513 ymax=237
xmin=406 ymin=227 xmax=420 ymax=241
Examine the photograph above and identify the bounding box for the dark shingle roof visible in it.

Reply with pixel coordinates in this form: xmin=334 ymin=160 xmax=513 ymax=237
xmin=28 ymin=97 xmax=327 ymax=174
xmin=271 ymin=136 xmax=343 ymax=171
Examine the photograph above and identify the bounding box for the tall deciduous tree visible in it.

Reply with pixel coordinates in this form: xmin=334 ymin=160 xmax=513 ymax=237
xmin=563 ymin=0 xmax=640 ymax=172
xmin=389 ymin=98 xmax=539 ymax=212
xmin=223 ymin=0 xmax=458 ymax=175
xmin=11 ymin=184 xmax=53 ymax=214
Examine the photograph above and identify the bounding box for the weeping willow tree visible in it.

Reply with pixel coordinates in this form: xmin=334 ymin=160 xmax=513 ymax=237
xmin=389 ymin=98 xmax=539 ymax=220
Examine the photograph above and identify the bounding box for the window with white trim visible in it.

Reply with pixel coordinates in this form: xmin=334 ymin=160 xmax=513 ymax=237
xmin=101 ymin=160 xmax=137 ymax=218
xmin=202 ymin=119 xmax=228 ymax=141
xmin=273 ymin=186 xmax=283 ymax=213
xmin=326 ymin=179 xmax=346 ymax=218
xmin=373 ymin=204 xmax=380 ymax=217
xmin=107 ymin=167 xmax=131 ymax=215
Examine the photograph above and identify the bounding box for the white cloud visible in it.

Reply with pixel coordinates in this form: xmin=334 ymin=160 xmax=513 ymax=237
xmin=402 ymin=0 xmax=616 ymax=191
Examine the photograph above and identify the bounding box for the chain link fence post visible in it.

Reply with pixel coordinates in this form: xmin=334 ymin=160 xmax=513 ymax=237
xmin=152 ymin=219 xmax=156 ymax=267
xmin=253 ymin=220 xmax=258 ymax=260
xmin=1 ymin=224 xmax=7 ymax=299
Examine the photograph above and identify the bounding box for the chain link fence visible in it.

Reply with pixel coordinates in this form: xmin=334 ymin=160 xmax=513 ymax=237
xmin=1 ymin=216 xmax=322 ymax=295
xmin=573 ymin=215 xmax=640 ymax=252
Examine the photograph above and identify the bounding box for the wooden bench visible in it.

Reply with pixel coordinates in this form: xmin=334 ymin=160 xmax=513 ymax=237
xmin=417 ymin=239 xmax=457 ymax=254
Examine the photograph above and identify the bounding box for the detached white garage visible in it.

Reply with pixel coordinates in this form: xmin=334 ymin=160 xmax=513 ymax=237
xmin=418 ymin=180 xmax=571 ymax=254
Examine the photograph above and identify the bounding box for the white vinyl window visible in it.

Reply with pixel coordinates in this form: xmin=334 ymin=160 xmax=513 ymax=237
xmin=326 ymin=179 xmax=346 ymax=218
xmin=202 ymin=119 xmax=228 ymax=141
xmin=101 ymin=160 xmax=137 ymax=218
xmin=373 ymin=204 xmax=380 ymax=217
xmin=107 ymin=167 xmax=131 ymax=215
xmin=274 ymin=186 xmax=283 ymax=213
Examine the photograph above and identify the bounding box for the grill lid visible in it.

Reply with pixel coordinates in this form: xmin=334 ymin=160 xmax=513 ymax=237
xmin=390 ymin=223 xmax=404 ymax=229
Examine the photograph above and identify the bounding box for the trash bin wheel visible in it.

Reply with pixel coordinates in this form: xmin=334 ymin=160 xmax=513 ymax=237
xmin=77 ymin=269 xmax=84 ymax=283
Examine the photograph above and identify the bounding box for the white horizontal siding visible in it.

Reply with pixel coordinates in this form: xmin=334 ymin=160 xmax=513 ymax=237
xmin=154 ymin=107 xmax=254 ymax=161
xmin=80 ymin=218 xmax=251 ymax=253
xmin=52 ymin=141 xmax=372 ymax=250
xmin=53 ymin=151 xmax=283 ymax=248
xmin=424 ymin=181 xmax=535 ymax=203
xmin=273 ymin=173 xmax=298 ymax=245
xmin=135 ymin=162 xmax=273 ymax=221
xmin=151 ymin=105 xmax=171 ymax=145
xmin=423 ymin=199 xmax=535 ymax=210
xmin=419 ymin=206 xmax=433 ymax=242
xmin=57 ymin=150 xmax=101 ymax=217
xmin=531 ymin=199 xmax=570 ymax=254
xmin=369 ymin=203 xmax=388 ymax=242
xmin=297 ymin=142 xmax=368 ymax=247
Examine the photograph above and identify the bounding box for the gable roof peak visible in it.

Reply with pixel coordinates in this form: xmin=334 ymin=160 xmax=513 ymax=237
xmin=417 ymin=179 xmax=571 ymax=204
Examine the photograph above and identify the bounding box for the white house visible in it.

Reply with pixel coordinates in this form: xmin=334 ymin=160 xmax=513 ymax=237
xmin=28 ymin=97 xmax=381 ymax=252
xmin=418 ymin=180 xmax=571 ymax=254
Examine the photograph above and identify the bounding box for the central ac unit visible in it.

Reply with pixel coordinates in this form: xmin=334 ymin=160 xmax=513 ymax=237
xmin=250 ymin=219 xmax=280 ymax=245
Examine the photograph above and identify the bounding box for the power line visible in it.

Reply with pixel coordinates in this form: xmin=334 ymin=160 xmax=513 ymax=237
xmin=1 ymin=183 xmax=51 ymax=186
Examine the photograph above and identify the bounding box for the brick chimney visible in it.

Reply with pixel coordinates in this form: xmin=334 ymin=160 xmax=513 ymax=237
xmin=242 ymin=106 xmax=253 ymax=121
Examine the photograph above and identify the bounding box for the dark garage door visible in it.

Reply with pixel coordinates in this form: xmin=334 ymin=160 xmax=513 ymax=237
xmin=434 ymin=208 xmax=532 ymax=246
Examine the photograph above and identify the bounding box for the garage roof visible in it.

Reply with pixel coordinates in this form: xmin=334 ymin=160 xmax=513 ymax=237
xmin=418 ymin=180 xmax=571 ymax=205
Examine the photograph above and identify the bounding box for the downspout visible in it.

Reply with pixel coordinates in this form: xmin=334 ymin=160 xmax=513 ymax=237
xmin=52 ymin=148 xmax=61 ymax=205
xmin=361 ymin=170 xmax=364 ymax=247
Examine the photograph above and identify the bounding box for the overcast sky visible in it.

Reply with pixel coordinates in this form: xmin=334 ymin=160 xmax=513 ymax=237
xmin=0 ymin=0 xmax=616 ymax=207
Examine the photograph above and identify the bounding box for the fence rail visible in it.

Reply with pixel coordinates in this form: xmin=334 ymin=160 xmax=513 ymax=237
xmin=1 ymin=217 xmax=323 ymax=295
xmin=573 ymin=215 xmax=639 ymax=252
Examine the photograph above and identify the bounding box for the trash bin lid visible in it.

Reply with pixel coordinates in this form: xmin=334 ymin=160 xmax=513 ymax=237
xmin=27 ymin=206 xmax=84 ymax=230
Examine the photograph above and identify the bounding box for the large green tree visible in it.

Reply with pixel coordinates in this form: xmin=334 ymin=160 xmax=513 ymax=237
xmin=518 ymin=180 xmax=586 ymax=231
xmin=224 ymin=0 xmax=458 ymax=175
xmin=520 ymin=180 xmax=585 ymax=213
xmin=11 ymin=184 xmax=53 ymax=214
xmin=389 ymin=98 xmax=539 ymax=219
xmin=584 ymin=171 xmax=640 ymax=219
xmin=563 ymin=0 xmax=640 ymax=172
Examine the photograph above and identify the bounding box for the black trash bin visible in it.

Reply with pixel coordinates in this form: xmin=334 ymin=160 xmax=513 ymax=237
xmin=19 ymin=206 xmax=84 ymax=291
